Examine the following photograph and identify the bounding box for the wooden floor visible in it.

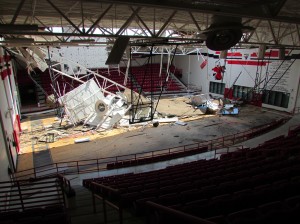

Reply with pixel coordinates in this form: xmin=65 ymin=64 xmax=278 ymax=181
xmin=17 ymin=102 xmax=288 ymax=172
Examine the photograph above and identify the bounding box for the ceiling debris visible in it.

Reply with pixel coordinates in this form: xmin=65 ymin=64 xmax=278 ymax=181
xmin=190 ymin=93 xmax=222 ymax=114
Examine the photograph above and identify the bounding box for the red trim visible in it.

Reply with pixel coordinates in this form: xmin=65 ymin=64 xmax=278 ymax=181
xmin=250 ymin=93 xmax=263 ymax=107
xmin=13 ymin=130 xmax=20 ymax=153
xmin=1 ymin=68 xmax=11 ymax=80
xmin=16 ymin=115 xmax=22 ymax=132
xmin=13 ymin=118 xmax=20 ymax=153
xmin=227 ymin=52 xmax=243 ymax=57
xmin=227 ymin=60 xmax=269 ymax=66
xmin=224 ymin=88 xmax=233 ymax=99
xmin=4 ymin=55 xmax=11 ymax=62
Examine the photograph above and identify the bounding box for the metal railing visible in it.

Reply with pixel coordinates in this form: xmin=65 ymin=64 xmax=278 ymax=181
xmin=57 ymin=174 xmax=75 ymax=198
xmin=0 ymin=178 xmax=65 ymax=212
xmin=91 ymin=182 xmax=122 ymax=224
xmin=14 ymin=118 xmax=288 ymax=180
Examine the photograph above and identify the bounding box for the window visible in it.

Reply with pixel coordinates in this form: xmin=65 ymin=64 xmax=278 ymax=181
xmin=209 ymin=82 xmax=225 ymax=95
xmin=262 ymin=90 xmax=289 ymax=108
xmin=233 ymin=85 xmax=253 ymax=101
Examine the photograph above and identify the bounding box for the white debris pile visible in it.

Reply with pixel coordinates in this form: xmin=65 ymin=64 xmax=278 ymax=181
xmin=190 ymin=93 xmax=221 ymax=114
xmin=58 ymin=79 xmax=132 ymax=131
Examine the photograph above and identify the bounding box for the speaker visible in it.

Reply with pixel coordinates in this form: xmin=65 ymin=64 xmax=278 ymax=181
xmin=105 ymin=36 xmax=130 ymax=65
xmin=206 ymin=29 xmax=242 ymax=51
xmin=203 ymin=16 xmax=253 ymax=51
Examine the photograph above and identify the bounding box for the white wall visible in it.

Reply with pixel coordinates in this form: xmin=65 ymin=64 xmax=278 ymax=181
xmin=0 ymin=119 xmax=11 ymax=181
xmin=174 ymin=48 xmax=300 ymax=113
xmin=174 ymin=55 xmax=206 ymax=92
xmin=49 ymin=44 xmax=107 ymax=71
xmin=48 ymin=45 xmax=167 ymax=76
xmin=0 ymin=48 xmax=20 ymax=177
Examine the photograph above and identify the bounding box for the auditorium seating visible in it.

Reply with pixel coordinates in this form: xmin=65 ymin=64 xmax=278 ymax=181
xmin=83 ymin=134 xmax=300 ymax=224
xmin=31 ymin=63 xmax=186 ymax=98
xmin=106 ymin=146 xmax=208 ymax=169
xmin=130 ymin=64 xmax=186 ymax=94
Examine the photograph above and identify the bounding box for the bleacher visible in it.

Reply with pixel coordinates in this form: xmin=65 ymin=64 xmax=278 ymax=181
xmin=37 ymin=63 xmax=186 ymax=97
xmin=0 ymin=177 xmax=68 ymax=224
xmin=130 ymin=64 xmax=186 ymax=94
xmin=83 ymin=134 xmax=300 ymax=224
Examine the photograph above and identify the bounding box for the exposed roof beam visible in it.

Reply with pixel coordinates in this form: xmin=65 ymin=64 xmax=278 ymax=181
xmin=130 ymin=6 xmax=153 ymax=37
xmin=95 ymin=0 xmax=300 ymax=25
xmin=86 ymin=4 xmax=113 ymax=34
xmin=34 ymin=16 xmax=63 ymax=42
xmin=116 ymin=7 xmax=141 ymax=35
xmin=10 ymin=0 xmax=26 ymax=24
xmin=271 ymin=0 xmax=288 ymax=16
xmin=189 ymin=12 xmax=201 ymax=32
xmin=268 ymin=20 xmax=278 ymax=44
xmin=46 ymin=0 xmax=83 ymax=34
xmin=155 ymin=10 xmax=177 ymax=37
xmin=297 ymin=25 xmax=300 ymax=45
xmin=244 ymin=20 xmax=262 ymax=42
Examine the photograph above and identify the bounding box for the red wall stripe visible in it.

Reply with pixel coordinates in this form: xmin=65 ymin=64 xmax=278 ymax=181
xmin=16 ymin=115 xmax=22 ymax=132
xmin=1 ymin=68 xmax=11 ymax=80
xmin=227 ymin=60 xmax=269 ymax=66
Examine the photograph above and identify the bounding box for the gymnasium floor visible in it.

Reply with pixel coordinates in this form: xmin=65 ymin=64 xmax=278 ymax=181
xmin=16 ymin=98 xmax=290 ymax=172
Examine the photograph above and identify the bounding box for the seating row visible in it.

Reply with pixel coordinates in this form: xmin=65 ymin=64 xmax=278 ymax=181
xmin=83 ymin=134 xmax=300 ymax=224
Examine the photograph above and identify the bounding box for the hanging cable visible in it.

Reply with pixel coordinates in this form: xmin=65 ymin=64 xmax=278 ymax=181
xmin=152 ymin=44 xmax=178 ymax=117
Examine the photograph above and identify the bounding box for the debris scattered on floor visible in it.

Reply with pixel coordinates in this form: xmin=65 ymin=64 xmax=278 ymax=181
xmin=74 ymin=138 xmax=90 ymax=143
xmin=19 ymin=93 xmax=231 ymax=152
xmin=175 ymin=121 xmax=187 ymax=126
xmin=219 ymin=104 xmax=239 ymax=115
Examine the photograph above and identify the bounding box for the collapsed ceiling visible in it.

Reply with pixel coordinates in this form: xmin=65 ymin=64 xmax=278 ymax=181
xmin=0 ymin=0 xmax=299 ymax=50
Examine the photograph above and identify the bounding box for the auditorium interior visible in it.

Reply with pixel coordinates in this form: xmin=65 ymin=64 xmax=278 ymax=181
xmin=1 ymin=1 xmax=300 ymax=224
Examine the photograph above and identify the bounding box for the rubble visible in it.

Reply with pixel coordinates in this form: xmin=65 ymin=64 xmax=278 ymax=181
xmin=74 ymin=138 xmax=90 ymax=143
xmin=20 ymin=92 xmax=225 ymax=154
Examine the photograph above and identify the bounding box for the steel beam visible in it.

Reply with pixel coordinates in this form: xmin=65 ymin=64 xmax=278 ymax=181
xmin=130 ymin=6 xmax=153 ymax=37
xmin=116 ymin=7 xmax=141 ymax=35
xmin=155 ymin=10 xmax=177 ymax=37
xmin=86 ymin=4 xmax=113 ymax=34
xmin=46 ymin=0 xmax=83 ymax=34
xmin=10 ymin=0 xmax=26 ymax=24
xmin=268 ymin=20 xmax=278 ymax=44
xmin=189 ymin=11 xmax=201 ymax=32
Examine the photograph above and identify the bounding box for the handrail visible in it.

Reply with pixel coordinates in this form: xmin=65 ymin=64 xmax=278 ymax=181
xmin=57 ymin=174 xmax=75 ymax=198
xmin=0 ymin=178 xmax=65 ymax=212
xmin=91 ymin=182 xmax=122 ymax=224
xmin=146 ymin=201 xmax=216 ymax=224
xmin=14 ymin=118 xmax=289 ymax=180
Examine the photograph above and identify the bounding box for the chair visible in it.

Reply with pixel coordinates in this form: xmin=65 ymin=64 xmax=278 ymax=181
xmin=227 ymin=208 xmax=259 ymax=224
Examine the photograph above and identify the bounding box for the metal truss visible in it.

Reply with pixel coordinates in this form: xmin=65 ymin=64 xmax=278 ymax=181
xmin=0 ymin=0 xmax=300 ymax=49
xmin=39 ymin=48 xmax=127 ymax=99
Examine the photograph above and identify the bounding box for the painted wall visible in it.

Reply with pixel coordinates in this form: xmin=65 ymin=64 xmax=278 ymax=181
xmin=173 ymin=55 xmax=205 ymax=92
xmin=0 ymin=119 xmax=11 ymax=181
xmin=49 ymin=44 xmax=107 ymax=73
xmin=0 ymin=48 xmax=21 ymax=177
xmin=174 ymin=48 xmax=300 ymax=113
xmin=48 ymin=45 xmax=167 ymax=76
